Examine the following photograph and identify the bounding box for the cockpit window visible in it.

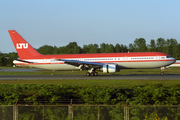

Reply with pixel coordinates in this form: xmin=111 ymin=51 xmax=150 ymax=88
xmin=166 ymin=55 xmax=172 ymax=58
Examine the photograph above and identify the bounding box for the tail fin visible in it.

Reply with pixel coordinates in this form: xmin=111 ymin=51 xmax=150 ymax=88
xmin=8 ymin=30 xmax=42 ymax=59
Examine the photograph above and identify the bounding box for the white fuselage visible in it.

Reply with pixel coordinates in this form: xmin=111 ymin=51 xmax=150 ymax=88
xmin=14 ymin=55 xmax=175 ymax=70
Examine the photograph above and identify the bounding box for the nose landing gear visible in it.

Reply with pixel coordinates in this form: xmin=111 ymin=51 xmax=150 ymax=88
xmin=161 ymin=67 xmax=165 ymax=76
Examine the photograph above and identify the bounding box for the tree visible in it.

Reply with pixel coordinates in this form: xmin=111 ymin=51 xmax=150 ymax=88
xmin=149 ymin=39 xmax=156 ymax=52
xmin=163 ymin=39 xmax=170 ymax=55
xmin=121 ymin=45 xmax=128 ymax=53
xmin=178 ymin=44 xmax=180 ymax=59
xmin=53 ymin=46 xmax=60 ymax=54
xmin=59 ymin=46 xmax=67 ymax=54
xmin=115 ymin=43 xmax=121 ymax=53
xmin=169 ymin=39 xmax=178 ymax=59
xmin=156 ymin=38 xmax=166 ymax=52
xmin=100 ymin=43 xmax=106 ymax=53
xmin=106 ymin=44 xmax=115 ymax=53
xmin=37 ymin=45 xmax=54 ymax=55
xmin=133 ymin=38 xmax=147 ymax=52
xmin=82 ymin=45 xmax=89 ymax=53
xmin=88 ymin=44 xmax=99 ymax=53
xmin=0 ymin=56 xmax=6 ymax=66
xmin=10 ymin=52 xmax=18 ymax=59
xmin=6 ymin=59 xmax=13 ymax=66
xmin=128 ymin=43 xmax=134 ymax=52
xmin=65 ymin=42 xmax=81 ymax=54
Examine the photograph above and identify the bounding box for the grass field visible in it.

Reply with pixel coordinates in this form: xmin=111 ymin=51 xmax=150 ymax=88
xmin=0 ymin=67 xmax=180 ymax=87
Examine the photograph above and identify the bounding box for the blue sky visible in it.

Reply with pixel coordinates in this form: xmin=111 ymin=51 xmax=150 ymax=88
xmin=1 ymin=0 xmax=180 ymax=53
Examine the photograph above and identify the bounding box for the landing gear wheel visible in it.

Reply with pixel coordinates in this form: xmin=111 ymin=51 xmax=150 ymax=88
xmin=161 ymin=72 xmax=164 ymax=76
xmin=94 ymin=72 xmax=98 ymax=76
xmin=160 ymin=67 xmax=165 ymax=76
xmin=90 ymin=72 xmax=95 ymax=76
xmin=86 ymin=72 xmax=91 ymax=76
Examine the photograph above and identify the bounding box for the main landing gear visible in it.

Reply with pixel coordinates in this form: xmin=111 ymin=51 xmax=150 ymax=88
xmin=86 ymin=68 xmax=98 ymax=76
xmin=86 ymin=72 xmax=98 ymax=76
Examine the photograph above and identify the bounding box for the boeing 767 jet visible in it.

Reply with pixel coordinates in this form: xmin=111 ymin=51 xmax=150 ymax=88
xmin=8 ymin=30 xmax=176 ymax=76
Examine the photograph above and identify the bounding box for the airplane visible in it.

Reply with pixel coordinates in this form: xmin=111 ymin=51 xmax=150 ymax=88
xmin=8 ymin=30 xmax=176 ymax=76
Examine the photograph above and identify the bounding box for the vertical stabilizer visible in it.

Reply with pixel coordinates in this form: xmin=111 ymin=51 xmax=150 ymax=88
xmin=8 ymin=30 xmax=42 ymax=59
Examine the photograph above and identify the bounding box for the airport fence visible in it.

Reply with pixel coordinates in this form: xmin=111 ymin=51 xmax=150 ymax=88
xmin=1 ymin=104 xmax=180 ymax=120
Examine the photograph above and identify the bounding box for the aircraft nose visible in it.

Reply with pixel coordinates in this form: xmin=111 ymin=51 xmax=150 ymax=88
xmin=172 ymin=57 xmax=176 ymax=63
xmin=174 ymin=58 xmax=176 ymax=62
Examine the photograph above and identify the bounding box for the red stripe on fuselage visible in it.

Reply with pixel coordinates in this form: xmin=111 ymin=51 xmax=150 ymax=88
xmin=20 ymin=52 xmax=169 ymax=60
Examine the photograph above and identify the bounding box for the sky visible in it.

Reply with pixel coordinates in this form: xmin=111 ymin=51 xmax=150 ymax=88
xmin=0 ymin=0 xmax=180 ymax=53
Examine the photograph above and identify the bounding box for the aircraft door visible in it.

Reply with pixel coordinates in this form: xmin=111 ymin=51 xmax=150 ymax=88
xmin=156 ymin=56 xmax=160 ymax=61
xmin=43 ymin=59 xmax=47 ymax=64
xmin=124 ymin=56 xmax=128 ymax=62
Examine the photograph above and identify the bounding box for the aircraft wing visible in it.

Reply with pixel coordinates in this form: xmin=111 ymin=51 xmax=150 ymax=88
xmin=59 ymin=59 xmax=104 ymax=69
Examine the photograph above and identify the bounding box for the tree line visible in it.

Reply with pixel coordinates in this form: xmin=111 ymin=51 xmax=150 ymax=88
xmin=0 ymin=52 xmax=18 ymax=66
xmin=0 ymin=37 xmax=180 ymax=66
xmin=37 ymin=38 xmax=180 ymax=59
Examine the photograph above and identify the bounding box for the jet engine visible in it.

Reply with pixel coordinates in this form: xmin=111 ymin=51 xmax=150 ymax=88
xmin=101 ymin=64 xmax=120 ymax=73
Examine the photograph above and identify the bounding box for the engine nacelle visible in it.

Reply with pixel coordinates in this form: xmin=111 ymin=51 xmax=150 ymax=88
xmin=101 ymin=64 xmax=120 ymax=73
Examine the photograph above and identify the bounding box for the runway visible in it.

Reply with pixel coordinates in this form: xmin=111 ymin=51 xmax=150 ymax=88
xmin=0 ymin=74 xmax=180 ymax=80
xmin=0 ymin=68 xmax=42 ymax=72
xmin=0 ymin=68 xmax=180 ymax=80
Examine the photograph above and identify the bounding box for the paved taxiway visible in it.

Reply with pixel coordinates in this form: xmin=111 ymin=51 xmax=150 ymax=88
xmin=0 ymin=68 xmax=180 ymax=80
xmin=0 ymin=68 xmax=42 ymax=72
xmin=0 ymin=74 xmax=180 ymax=80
